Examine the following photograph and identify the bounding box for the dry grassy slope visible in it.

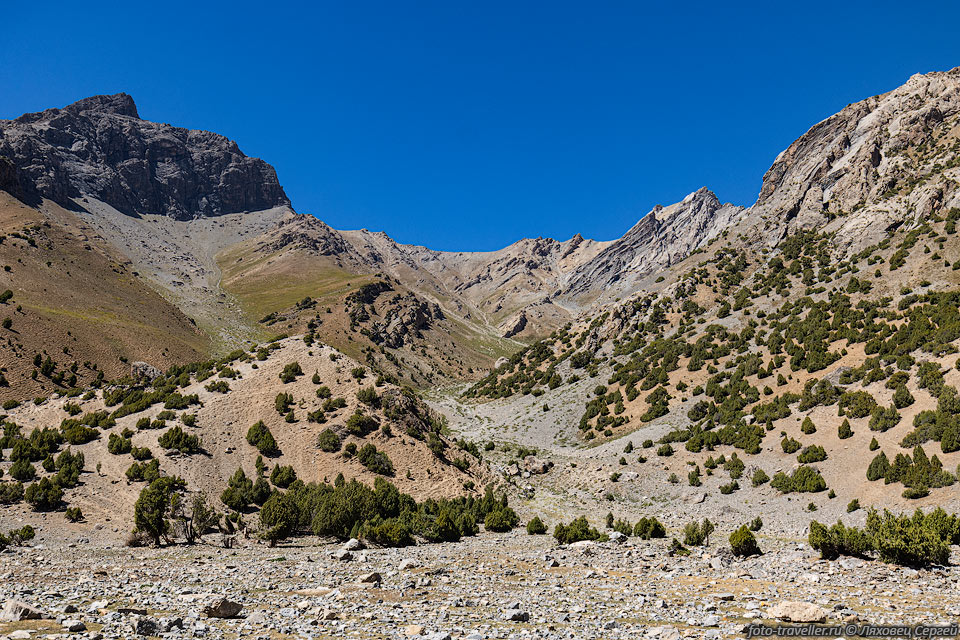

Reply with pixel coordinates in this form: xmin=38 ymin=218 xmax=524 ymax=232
xmin=217 ymin=229 xmax=518 ymax=386
xmin=0 ymin=194 xmax=208 ymax=402
xmin=0 ymin=337 xmax=491 ymax=536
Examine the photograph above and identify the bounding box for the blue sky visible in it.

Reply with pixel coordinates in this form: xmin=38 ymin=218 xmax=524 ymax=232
xmin=3 ymin=1 xmax=960 ymax=250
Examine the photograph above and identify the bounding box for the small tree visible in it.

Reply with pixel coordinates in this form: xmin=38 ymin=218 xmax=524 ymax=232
xmin=259 ymin=492 xmax=299 ymax=547
xmin=246 ymin=421 xmax=280 ymax=457
xmin=526 ymin=516 xmax=547 ymax=535
xmin=133 ymin=477 xmax=185 ymax=546
xmin=730 ymin=525 xmax=761 ymax=556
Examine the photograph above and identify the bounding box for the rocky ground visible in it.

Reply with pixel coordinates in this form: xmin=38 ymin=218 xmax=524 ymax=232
xmin=2 ymin=529 xmax=959 ymax=640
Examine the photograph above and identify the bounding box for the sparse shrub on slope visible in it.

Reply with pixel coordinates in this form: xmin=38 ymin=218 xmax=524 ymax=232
xmin=554 ymin=516 xmax=607 ymax=544
xmin=633 ymin=516 xmax=666 ymax=539
xmin=771 ymin=465 xmax=827 ymax=493
xmin=317 ymin=428 xmax=341 ymax=452
xmin=526 ymin=516 xmax=547 ymax=535
xmin=729 ymin=525 xmax=760 ymax=557
xmin=357 ymin=444 xmax=394 ymax=476
xmin=158 ymin=426 xmax=202 ymax=455
xmin=246 ymin=421 xmax=280 ymax=457
xmin=24 ymin=477 xmax=63 ymax=511
xmin=682 ymin=518 xmax=715 ymax=546
xmin=808 ymin=520 xmax=874 ymax=560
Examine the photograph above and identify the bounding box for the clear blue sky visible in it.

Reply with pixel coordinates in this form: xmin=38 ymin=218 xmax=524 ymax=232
xmin=2 ymin=1 xmax=959 ymax=250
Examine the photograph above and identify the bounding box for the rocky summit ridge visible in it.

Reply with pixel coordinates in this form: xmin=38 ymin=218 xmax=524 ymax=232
xmin=0 ymin=93 xmax=289 ymax=219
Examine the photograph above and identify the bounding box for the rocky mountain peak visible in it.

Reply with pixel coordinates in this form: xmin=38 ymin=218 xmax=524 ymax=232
xmin=561 ymin=187 xmax=743 ymax=299
xmin=0 ymin=93 xmax=289 ymax=219
xmin=65 ymin=93 xmax=140 ymax=118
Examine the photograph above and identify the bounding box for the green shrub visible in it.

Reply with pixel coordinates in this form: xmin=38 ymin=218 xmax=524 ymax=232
xmin=130 ymin=446 xmax=153 ymax=461
xmin=893 ymin=385 xmax=915 ymax=409
xmin=60 ymin=420 xmax=98 ymax=445
xmin=484 ymin=507 xmax=519 ymax=532
xmin=751 ymin=468 xmax=770 ymax=486
xmin=729 ymin=525 xmax=760 ymax=556
xmin=53 ymin=449 xmax=84 ymax=488
xmin=205 ymin=380 xmax=230 ymax=393
xmin=359 ymin=517 xmax=414 ymax=547
xmin=270 ymin=465 xmax=297 ymax=488
xmin=345 ymin=412 xmax=379 ymax=437
xmin=526 ymin=516 xmax=547 ymax=535
xmin=24 ymin=478 xmax=63 ymax=511
xmin=724 ymin=453 xmax=744 ymax=479
xmin=356 ymin=387 xmax=381 ymax=408
xmin=357 ymin=444 xmax=394 ymax=476
xmin=65 ymin=506 xmax=83 ymax=522
xmin=719 ymin=481 xmax=739 ymax=494
xmin=220 ymin=467 xmax=255 ymax=512
xmin=259 ymin=491 xmax=299 ymax=545
xmin=838 ymin=419 xmax=853 ymax=439
xmin=158 ymin=426 xmax=202 ymax=455
xmin=781 ymin=436 xmax=801 ymax=454
xmin=163 ymin=393 xmax=198 ymax=410
xmin=108 ymin=433 xmax=132 ymax=455
xmin=771 ymin=465 xmax=827 ymax=493
xmin=808 ymin=520 xmax=874 ymax=560
xmin=867 ymin=508 xmax=958 ymax=567
xmin=126 ymin=459 xmax=160 ymax=483
xmin=279 ymin=362 xmax=303 ymax=383
xmin=869 ymin=405 xmax=901 ymax=432
xmin=798 ymin=445 xmax=827 ymax=463
xmin=133 ymin=476 xmax=185 ymax=546
xmin=317 ymin=428 xmax=341 ymax=452
xmin=275 ymin=392 xmax=294 ymax=414
xmin=553 ymin=516 xmax=606 ymax=544
xmin=633 ymin=516 xmax=666 ymax=539
xmin=0 ymin=481 xmax=24 ymax=504
xmin=682 ymin=518 xmax=714 ymax=546
xmin=246 ymin=421 xmax=280 ymax=457
xmin=847 ymin=498 xmax=861 ymax=512
xmin=9 ymin=458 xmax=35 ymax=482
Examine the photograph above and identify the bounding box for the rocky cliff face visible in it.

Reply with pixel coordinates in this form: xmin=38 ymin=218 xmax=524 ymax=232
xmin=562 ymin=187 xmax=744 ymax=298
xmin=751 ymin=67 xmax=960 ymax=254
xmin=0 ymin=93 xmax=289 ymax=219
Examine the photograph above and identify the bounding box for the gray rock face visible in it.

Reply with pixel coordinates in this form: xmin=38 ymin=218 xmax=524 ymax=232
xmin=131 ymin=361 xmax=162 ymax=380
xmin=563 ymin=187 xmax=744 ymax=298
xmin=751 ymin=67 xmax=960 ymax=255
xmin=0 ymin=93 xmax=289 ymax=219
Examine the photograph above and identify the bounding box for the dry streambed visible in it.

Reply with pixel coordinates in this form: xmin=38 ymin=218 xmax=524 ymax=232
xmin=1 ymin=531 xmax=959 ymax=639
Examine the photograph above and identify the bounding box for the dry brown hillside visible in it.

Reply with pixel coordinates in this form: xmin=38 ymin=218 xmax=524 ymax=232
xmin=0 ymin=193 xmax=208 ymax=403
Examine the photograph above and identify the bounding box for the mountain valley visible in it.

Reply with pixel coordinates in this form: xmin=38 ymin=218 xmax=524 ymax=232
xmin=2 ymin=68 xmax=960 ymax=639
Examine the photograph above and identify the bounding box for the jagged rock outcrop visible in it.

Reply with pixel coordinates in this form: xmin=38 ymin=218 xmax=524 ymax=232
xmin=751 ymin=67 xmax=960 ymax=254
xmin=259 ymin=213 xmax=362 ymax=261
xmin=0 ymin=93 xmax=289 ymax=219
xmin=500 ymin=310 xmax=528 ymax=338
xmin=563 ymin=187 xmax=744 ymax=298
xmin=367 ymin=292 xmax=445 ymax=348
